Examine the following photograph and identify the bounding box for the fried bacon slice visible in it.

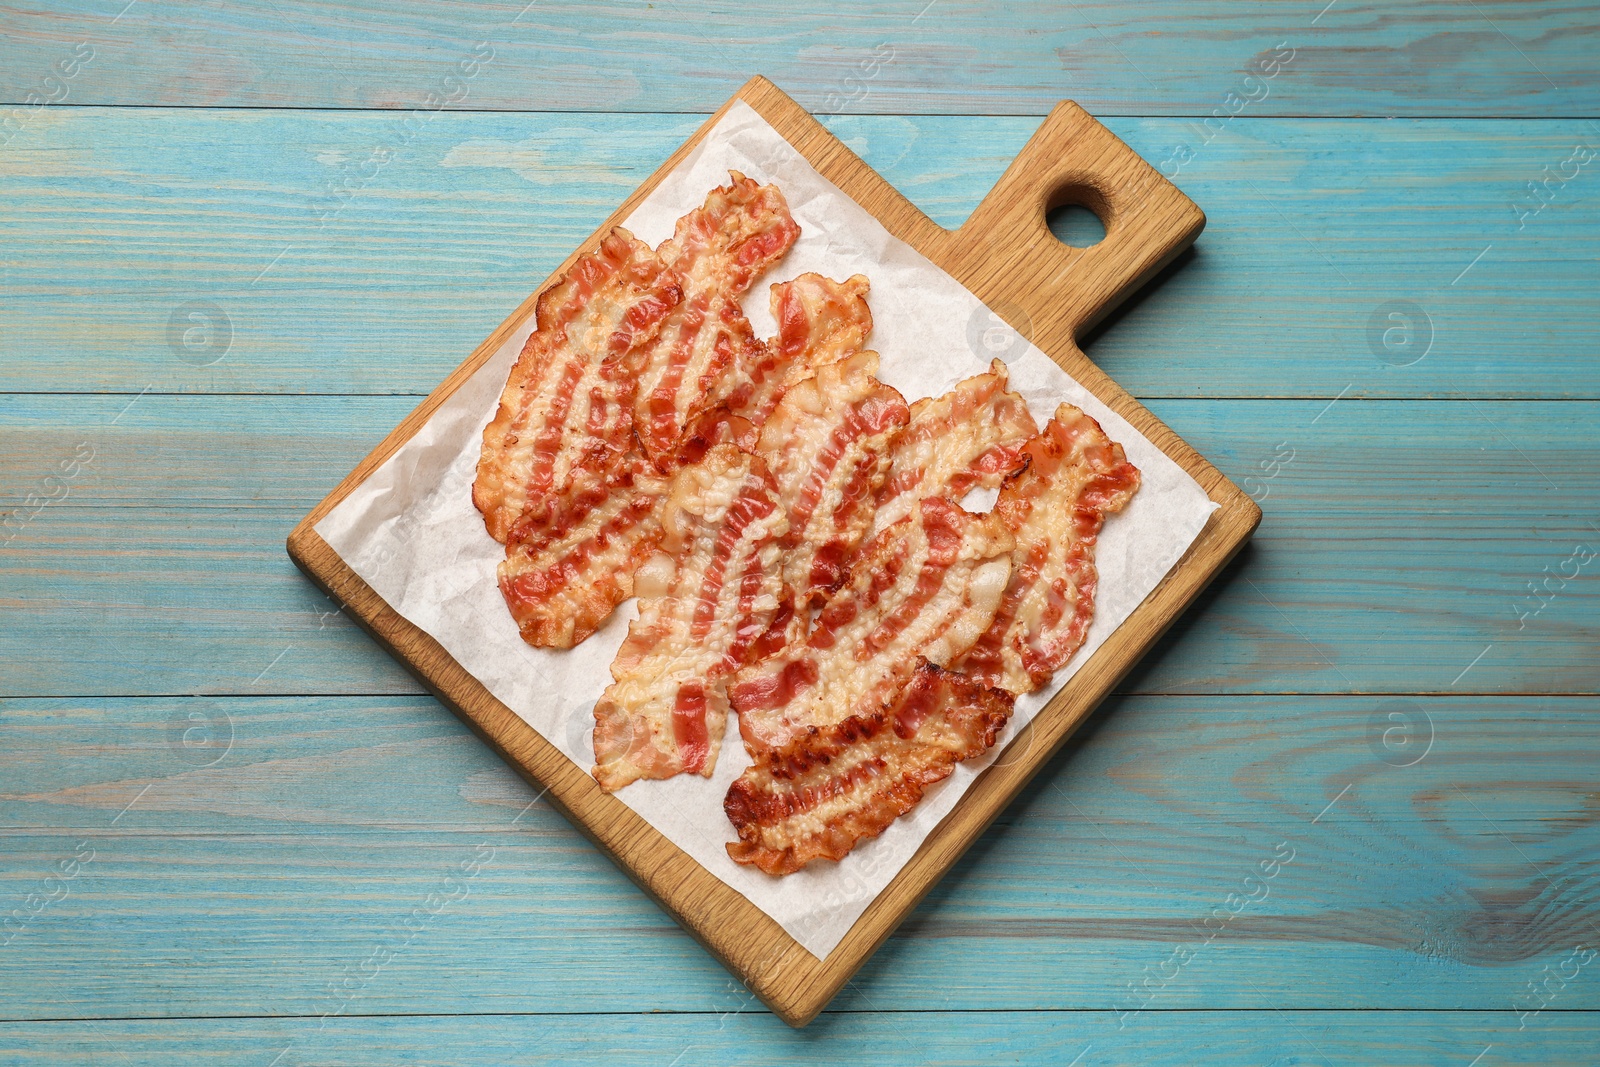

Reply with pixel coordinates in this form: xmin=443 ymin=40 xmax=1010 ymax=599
xmin=497 ymin=451 xmax=670 ymax=649
xmin=634 ymin=173 xmax=801 ymax=468
xmin=725 ymin=659 xmax=1013 ymax=875
xmin=592 ymin=445 xmax=792 ymax=792
xmin=727 ymin=273 xmax=874 ymax=424
xmin=757 ymin=350 xmax=910 ymax=607
xmin=955 ymin=404 xmax=1141 ymax=694
xmin=731 ymin=496 xmax=1013 ymax=754
xmin=871 ymin=359 xmax=1038 ymax=538
xmin=475 ymin=228 xmax=682 ymax=543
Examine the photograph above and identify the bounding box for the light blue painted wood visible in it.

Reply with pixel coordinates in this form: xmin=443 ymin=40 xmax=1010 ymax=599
xmin=0 ymin=508 xmax=417 ymax=697
xmin=1 ymin=695 xmax=1595 ymax=1017
xmin=0 ymin=1 xmax=1594 ymax=116
xmin=2 ymin=111 xmax=1598 ymax=399
xmin=1 ymin=1012 xmax=1596 ymax=1066
xmin=3 ymin=397 xmax=1594 ymax=696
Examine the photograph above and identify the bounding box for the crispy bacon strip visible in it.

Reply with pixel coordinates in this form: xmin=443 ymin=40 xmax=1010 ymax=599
xmin=725 ymin=659 xmax=1013 ymax=875
xmin=634 ymin=174 xmax=800 ymax=468
xmin=757 ymin=350 xmax=910 ymax=606
xmin=731 ymin=496 xmax=1013 ymax=754
xmin=871 ymin=359 xmax=1037 ymax=537
xmin=955 ymin=404 xmax=1141 ymax=694
xmin=592 ymin=445 xmax=792 ymax=792
xmin=727 ymin=273 xmax=873 ymax=424
xmin=497 ymin=451 xmax=670 ymax=649
xmin=475 ymin=228 xmax=681 ymax=542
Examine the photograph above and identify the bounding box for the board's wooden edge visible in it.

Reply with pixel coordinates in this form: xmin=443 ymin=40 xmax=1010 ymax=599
xmin=287 ymin=75 xmax=1260 ymax=1028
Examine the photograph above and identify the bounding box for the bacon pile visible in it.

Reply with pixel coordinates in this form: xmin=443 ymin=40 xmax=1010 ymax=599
xmin=473 ymin=175 xmax=1142 ymax=876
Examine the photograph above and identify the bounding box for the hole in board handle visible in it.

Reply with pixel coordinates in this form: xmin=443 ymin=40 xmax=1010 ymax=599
xmin=1046 ymin=203 xmax=1107 ymax=249
xmin=1045 ymin=183 xmax=1110 ymax=249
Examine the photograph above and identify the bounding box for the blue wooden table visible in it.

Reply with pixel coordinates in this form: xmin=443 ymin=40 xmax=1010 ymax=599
xmin=3 ymin=3 xmax=1597 ymax=1063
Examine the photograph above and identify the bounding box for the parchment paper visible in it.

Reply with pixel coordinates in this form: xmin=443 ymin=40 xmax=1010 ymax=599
xmin=316 ymin=100 xmax=1218 ymax=959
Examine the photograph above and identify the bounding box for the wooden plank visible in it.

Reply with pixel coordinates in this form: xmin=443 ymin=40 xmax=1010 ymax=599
xmin=283 ymin=78 xmax=1256 ymax=1026
xmin=0 ymin=1 xmax=1593 ymax=115
xmin=3 ymin=398 xmax=1594 ymax=696
xmin=2 ymin=110 xmax=1597 ymax=399
xmin=1 ymin=1013 xmax=1597 ymax=1066
xmin=1092 ymin=117 xmax=1600 ymax=402
xmin=1 ymin=695 xmax=1596 ymax=1017
xmin=0 ymin=505 xmax=417 ymax=697
xmin=0 ymin=394 xmax=418 ymax=508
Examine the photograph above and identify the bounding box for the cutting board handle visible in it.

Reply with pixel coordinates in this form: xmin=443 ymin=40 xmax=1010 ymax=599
xmin=947 ymin=101 xmax=1205 ymax=353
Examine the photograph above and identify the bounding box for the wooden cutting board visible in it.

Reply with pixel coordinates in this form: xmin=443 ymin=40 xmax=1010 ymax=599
xmin=287 ymin=76 xmax=1260 ymax=1027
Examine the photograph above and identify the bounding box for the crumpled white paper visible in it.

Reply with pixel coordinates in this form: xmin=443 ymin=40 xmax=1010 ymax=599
xmin=316 ymin=100 xmax=1218 ymax=959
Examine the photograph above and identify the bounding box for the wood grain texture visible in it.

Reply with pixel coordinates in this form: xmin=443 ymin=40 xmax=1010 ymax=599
xmin=4 ymin=398 xmax=1593 ymax=697
xmin=2 ymin=695 xmax=1596 ymax=1018
xmin=4 ymin=110 xmax=1597 ymax=399
xmin=0 ymin=1 xmax=1594 ymax=115
xmin=283 ymin=78 xmax=1257 ymax=1025
xmin=1 ymin=1012 xmax=1596 ymax=1066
